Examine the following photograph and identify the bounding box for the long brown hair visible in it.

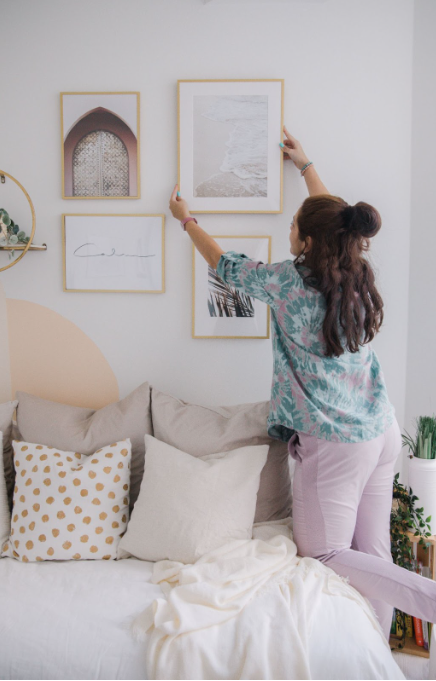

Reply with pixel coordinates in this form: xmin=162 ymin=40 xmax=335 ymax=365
xmin=297 ymin=195 xmax=384 ymax=358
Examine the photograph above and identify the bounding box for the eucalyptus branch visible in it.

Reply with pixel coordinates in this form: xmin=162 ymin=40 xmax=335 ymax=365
xmin=0 ymin=208 xmax=30 ymax=260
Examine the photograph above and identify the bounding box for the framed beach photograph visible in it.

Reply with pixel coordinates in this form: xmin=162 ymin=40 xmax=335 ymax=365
xmin=193 ymin=236 xmax=271 ymax=339
xmin=61 ymin=92 xmax=140 ymax=199
xmin=62 ymin=214 xmax=165 ymax=293
xmin=178 ymin=79 xmax=284 ymax=214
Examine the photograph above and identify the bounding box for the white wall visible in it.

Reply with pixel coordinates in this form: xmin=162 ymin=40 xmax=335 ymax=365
xmin=0 ymin=0 xmax=413 ymax=462
xmin=405 ymin=0 xmax=436 ymax=447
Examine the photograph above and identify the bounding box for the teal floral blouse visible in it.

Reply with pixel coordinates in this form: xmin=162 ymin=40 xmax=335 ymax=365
xmin=216 ymin=251 xmax=395 ymax=444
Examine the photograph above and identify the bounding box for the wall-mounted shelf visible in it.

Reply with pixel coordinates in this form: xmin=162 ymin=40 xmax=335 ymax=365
xmin=0 ymin=243 xmax=47 ymax=251
xmin=0 ymin=170 xmax=38 ymax=272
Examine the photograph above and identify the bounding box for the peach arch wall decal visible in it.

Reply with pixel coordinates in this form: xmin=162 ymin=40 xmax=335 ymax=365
xmin=0 ymin=286 xmax=119 ymax=408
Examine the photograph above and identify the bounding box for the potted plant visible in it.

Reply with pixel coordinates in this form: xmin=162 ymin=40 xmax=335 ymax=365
xmin=391 ymin=473 xmax=432 ymax=569
xmin=403 ymin=415 xmax=436 ymax=536
xmin=0 ymin=208 xmax=31 ymax=260
xmin=390 ymin=473 xmax=432 ymax=647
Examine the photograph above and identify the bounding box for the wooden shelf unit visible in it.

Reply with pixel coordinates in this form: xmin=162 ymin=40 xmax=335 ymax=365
xmin=390 ymin=632 xmax=432 ymax=658
xmin=389 ymin=531 xmax=436 ymax=658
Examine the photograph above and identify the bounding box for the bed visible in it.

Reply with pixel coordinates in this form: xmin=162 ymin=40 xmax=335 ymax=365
xmin=0 ymin=382 xmax=426 ymax=679
xmin=0 ymin=519 xmax=406 ymax=681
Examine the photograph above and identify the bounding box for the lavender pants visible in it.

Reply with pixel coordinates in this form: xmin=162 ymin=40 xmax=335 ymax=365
xmin=288 ymin=418 xmax=436 ymax=640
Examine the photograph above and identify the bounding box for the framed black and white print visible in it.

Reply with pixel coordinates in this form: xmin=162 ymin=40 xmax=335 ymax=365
xmin=192 ymin=236 xmax=271 ymax=339
xmin=62 ymin=214 xmax=165 ymax=293
xmin=178 ymin=80 xmax=284 ymax=213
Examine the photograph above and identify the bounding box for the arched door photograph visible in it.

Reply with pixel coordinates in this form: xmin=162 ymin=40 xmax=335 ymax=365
xmin=61 ymin=92 xmax=140 ymax=199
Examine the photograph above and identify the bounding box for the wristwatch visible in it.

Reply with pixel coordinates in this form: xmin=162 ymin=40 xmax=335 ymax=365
xmin=180 ymin=216 xmax=198 ymax=231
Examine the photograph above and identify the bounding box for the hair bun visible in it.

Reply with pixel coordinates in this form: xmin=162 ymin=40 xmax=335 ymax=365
xmin=342 ymin=202 xmax=381 ymax=238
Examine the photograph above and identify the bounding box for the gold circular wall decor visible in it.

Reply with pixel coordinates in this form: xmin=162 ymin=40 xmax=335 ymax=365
xmin=0 ymin=170 xmax=36 ymax=273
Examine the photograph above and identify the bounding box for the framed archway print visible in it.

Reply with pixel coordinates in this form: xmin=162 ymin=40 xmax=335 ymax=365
xmin=61 ymin=92 xmax=140 ymax=199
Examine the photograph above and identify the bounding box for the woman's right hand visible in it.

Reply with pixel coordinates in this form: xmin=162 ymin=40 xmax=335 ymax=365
xmin=169 ymin=184 xmax=191 ymax=222
xmin=281 ymin=127 xmax=310 ymax=171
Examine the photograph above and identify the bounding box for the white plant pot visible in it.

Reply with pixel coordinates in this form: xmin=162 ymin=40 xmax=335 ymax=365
xmin=408 ymin=456 xmax=436 ymax=536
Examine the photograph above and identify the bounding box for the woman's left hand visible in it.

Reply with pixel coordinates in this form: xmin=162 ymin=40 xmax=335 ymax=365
xmin=169 ymin=184 xmax=191 ymax=222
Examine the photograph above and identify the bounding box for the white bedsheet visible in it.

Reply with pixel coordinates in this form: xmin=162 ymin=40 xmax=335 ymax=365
xmin=0 ymin=556 xmax=158 ymax=680
xmin=0 ymin=519 xmax=405 ymax=680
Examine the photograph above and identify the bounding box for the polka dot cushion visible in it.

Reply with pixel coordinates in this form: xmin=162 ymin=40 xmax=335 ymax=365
xmin=1 ymin=438 xmax=131 ymax=562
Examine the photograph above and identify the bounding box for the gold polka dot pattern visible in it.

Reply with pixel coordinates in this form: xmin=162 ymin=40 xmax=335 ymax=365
xmin=2 ymin=439 xmax=131 ymax=562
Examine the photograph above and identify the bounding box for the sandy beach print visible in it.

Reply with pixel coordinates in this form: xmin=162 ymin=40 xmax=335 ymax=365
xmin=193 ymin=95 xmax=268 ymax=198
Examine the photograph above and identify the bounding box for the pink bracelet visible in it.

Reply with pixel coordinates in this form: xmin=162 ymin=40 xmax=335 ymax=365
xmin=180 ymin=216 xmax=198 ymax=231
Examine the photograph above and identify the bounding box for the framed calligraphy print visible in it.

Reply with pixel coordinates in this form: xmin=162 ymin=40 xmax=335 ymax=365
xmin=62 ymin=214 xmax=165 ymax=293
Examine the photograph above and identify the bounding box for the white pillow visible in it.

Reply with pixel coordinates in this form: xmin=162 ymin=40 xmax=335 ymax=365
xmin=2 ymin=439 xmax=132 ymax=562
xmin=117 ymin=434 xmax=269 ymax=564
xmin=0 ymin=432 xmax=11 ymax=553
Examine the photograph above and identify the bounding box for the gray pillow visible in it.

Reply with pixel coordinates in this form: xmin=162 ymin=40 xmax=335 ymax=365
xmin=150 ymin=387 xmax=292 ymax=523
xmin=14 ymin=383 xmax=152 ymax=513
xmin=0 ymin=400 xmax=19 ymax=511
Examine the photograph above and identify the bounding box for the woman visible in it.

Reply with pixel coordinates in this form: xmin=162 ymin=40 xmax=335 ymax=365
xmin=169 ymin=127 xmax=436 ymax=641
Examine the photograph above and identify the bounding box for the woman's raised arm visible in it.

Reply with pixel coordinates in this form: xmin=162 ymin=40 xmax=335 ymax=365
xmin=169 ymin=185 xmax=224 ymax=269
xmin=281 ymin=127 xmax=330 ymax=197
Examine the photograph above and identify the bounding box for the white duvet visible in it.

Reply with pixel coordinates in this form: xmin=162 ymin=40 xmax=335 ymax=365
xmin=0 ymin=517 xmax=405 ymax=680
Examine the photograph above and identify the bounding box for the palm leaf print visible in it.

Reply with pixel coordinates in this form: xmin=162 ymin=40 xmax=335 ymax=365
xmin=208 ymin=266 xmax=255 ymax=317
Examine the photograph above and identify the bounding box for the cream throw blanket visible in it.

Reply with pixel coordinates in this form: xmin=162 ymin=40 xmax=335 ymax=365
xmin=130 ymin=518 xmax=391 ymax=680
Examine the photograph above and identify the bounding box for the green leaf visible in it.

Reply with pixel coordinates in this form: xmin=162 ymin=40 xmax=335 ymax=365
xmin=1 ymin=212 xmax=11 ymax=227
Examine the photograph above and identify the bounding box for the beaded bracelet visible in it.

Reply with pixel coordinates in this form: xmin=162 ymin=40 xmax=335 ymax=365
xmin=301 ymin=161 xmax=313 ymax=176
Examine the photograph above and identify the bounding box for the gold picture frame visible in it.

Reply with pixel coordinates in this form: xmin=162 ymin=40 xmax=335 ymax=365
xmin=62 ymin=213 xmax=165 ymax=293
xmin=192 ymin=235 xmax=271 ymax=339
xmin=61 ymin=92 xmax=140 ymax=199
xmin=178 ymin=79 xmax=284 ymax=214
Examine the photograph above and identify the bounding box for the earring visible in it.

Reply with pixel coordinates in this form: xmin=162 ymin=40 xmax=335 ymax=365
xmin=295 ymin=251 xmax=306 ymax=264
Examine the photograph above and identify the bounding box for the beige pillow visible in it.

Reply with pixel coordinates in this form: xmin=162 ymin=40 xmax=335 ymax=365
xmin=0 ymin=400 xmax=19 ymax=510
xmin=150 ymin=387 xmax=292 ymax=523
xmin=15 ymin=383 xmax=152 ymax=513
xmin=2 ymin=439 xmax=131 ymax=562
xmin=117 ymin=434 xmax=269 ymax=564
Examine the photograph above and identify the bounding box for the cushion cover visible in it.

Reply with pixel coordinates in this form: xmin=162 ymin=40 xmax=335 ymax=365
xmin=2 ymin=438 xmax=131 ymax=562
xmin=150 ymin=387 xmax=292 ymax=523
xmin=117 ymin=434 xmax=269 ymax=564
xmin=15 ymin=383 xmax=152 ymax=512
